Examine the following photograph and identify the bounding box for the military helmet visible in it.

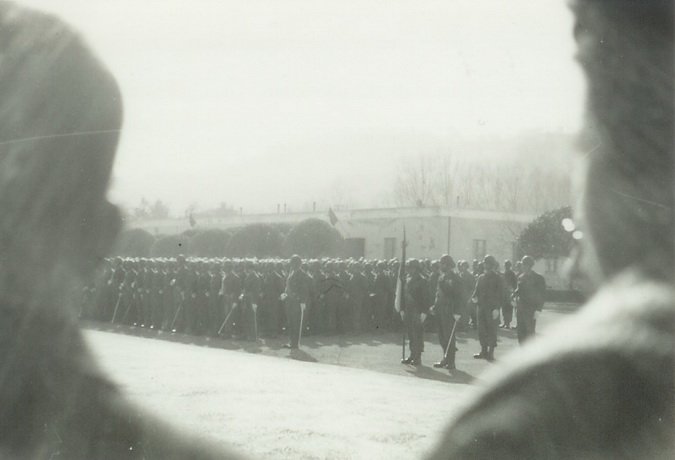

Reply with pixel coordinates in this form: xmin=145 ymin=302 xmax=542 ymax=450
xmin=483 ymin=255 xmax=498 ymax=270
xmin=439 ymin=254 xmax=456 ymax=269
xmin=407 ymin=258 xmax=420 ymax=270
xmin=521 ymin=255 xmax=535 ymax=268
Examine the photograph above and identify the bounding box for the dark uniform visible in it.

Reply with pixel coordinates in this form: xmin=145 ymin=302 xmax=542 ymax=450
xmin=207 ymin=264 xmax=223 ymax=336
xmin=220 ymin=266 xmax=242 ymax=337
xmin=240 ymin=267 xmax=262 ymax=340
xmin=433 ymin=268 xmax=462 ymax=369
xmin=119 ymin=263 xmax=137 ymax=325
xmin=283 ymin=262 xmax=311 ymax=349
xmin=337 ymin=265 xmax=352 ymax=333
xmin=161 ymin=264 xmax=176 ymax=331
xmin=458 ymin=263 xmax=476 ymax=330
xmin=472 ymin=259 xmax=505 ymax=361
xmin=514 ymin=266 xmax=546 ymax=344
xmin=501 ymin=264 xmax=517 ymax=328
xmin=261 ymin=266 xmax=284 ymax=337
xmin=320 ymin=266 xmax=346 ymax=335
xmin=150 ymin=263 xmax=166 ymax=329
xmin=402 ymin=267 xmax=430 ymax=364
xmin=307 ymin=264 xmax=323 ymax=335
xmin=347 ymin=267 xmax=369 ymax=332
xmin=171 ymin=262 xmax=190 ymax=332
xmin=372 ymin=263 xmax=391 ymax=331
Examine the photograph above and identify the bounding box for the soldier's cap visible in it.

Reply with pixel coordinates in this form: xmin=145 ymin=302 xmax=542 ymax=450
xmin=407 ymin=258 xmax=420 ymax=270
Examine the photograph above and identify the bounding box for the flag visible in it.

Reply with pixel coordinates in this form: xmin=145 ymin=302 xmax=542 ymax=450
xmin=328 ymin=207 xmax=339 ymax=226
xmin=394 ymin=228 xmax=407 ymax=314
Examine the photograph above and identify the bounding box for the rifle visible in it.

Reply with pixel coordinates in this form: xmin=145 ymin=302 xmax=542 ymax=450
xmin=252 ymin=303 xmax=259 ymax=341
xmin=121 ymin=291 xmax=135 ymax=324
xmin=443 ymin=316 xmax=460 ymax=363
xmin=170 ymin=292 xmax=185 ymax=332
xmin=298 ymin=303 xmax=305 ymax=348
xmin=217 ymin=302 xmax=239 ymax=336
xmin=110 ymin=291 xmax=122 ymax=323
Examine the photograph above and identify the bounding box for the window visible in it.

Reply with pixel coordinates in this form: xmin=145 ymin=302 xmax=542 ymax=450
xmin=344 ymin=238 xmax=366 ymax=258
xmin=473 ymin=239 xmax=487 ymax=260
xmin=384 ymin=237 xmax=397 ymax=259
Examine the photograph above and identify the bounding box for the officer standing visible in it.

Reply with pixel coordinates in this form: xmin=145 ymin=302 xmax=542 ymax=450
xmin=320 ymin=261 xmax=346 ymax=335
xmin=430 ymin=255 xmax=462 ymax=370
xmin=471 ymin=255 xmax=505 ymax=362
xmin=513 ymin=255 xmax=546 ymax=344
xmin=400 ymin=259 xmax=430 ymax=366
xmin=281 ymin=255 xmax=311 ymax=349
xmin=372 ymin=261 xmax=391 ymax=331
xmin=240 ymin=260 xmax=263 ymax=341
xmin=501 ymin=260 xmax=517 ymax=329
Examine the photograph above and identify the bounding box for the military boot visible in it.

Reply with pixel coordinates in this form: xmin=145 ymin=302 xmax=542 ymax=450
xmin=473 ymin=346 xmax=488 ymax=359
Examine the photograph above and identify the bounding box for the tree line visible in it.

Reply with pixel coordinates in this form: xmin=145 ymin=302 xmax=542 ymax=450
xmin=115 ymin=206 xmax=575 ymax=263
xmin=113 ymin=218 xmax=344 ymax=259
xmin=393 ymin=133 xmax=574 ymax=214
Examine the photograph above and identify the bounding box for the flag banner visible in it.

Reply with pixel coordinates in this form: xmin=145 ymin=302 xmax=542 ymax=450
xmin=328 ymin=207 xmax=339 ymax=226
xmin=394 ymin=227 xmax=407 ymax=313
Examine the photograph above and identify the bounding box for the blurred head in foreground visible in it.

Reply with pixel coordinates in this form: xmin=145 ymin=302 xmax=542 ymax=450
xmin=428 ymin=1 xmax=673 ymax=459
xmin=0 ymin=3 xmax=236 ymax=458
xmin=0 ymin=3 xmax=123 ymax=303
xmin=571 ymin=0 xmax=673 ymax=288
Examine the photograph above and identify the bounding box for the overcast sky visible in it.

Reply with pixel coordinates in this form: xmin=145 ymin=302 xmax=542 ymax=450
xmin=23 ymin=0 xmax=584 ymax=215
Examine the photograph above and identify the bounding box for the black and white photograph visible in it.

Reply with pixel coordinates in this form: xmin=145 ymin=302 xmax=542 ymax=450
xmin=0 ymin=0 xmax=673 ymax=458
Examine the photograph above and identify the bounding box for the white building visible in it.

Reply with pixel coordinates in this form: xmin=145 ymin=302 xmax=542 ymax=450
xmin=129 ymin=206 xmax=530 ymax=266
xmin=127 ymin=207 xmax=567 ymax=288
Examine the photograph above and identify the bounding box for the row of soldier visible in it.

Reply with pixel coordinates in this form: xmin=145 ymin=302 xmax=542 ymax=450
xmin=80 ymin=253 xmax=539 ymax=350
xmin=400 ymin=254 xmax=546 ymax=370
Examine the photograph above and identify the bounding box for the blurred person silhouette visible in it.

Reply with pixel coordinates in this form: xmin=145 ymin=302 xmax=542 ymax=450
xmin=428 ymin=0 xmax=673 ymax=458
xmin=0 ymin=3 xmax=241 ymax=458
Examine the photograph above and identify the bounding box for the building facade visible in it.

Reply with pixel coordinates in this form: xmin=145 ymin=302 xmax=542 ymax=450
xmin=127 ymin=207 xmax=567 ymax=288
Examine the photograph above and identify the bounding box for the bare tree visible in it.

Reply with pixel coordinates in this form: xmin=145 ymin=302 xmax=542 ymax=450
xmin=392 ymin=134 xmax=573 ymax=213
xmin=393 ymin=154 xmax=440 ymax=207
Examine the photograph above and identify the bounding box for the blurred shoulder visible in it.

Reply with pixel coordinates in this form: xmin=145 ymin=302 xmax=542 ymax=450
xmin=427 ymin=270 xmax=674 ymax=459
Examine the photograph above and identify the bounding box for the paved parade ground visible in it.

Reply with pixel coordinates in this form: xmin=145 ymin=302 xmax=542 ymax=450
xmin=83 ymin=305 xmax=576 ymax=459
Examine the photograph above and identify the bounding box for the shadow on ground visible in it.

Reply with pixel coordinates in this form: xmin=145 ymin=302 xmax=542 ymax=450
xmin=81 ymin=303 xmax=573 ymax=385
xmin=404 ymin=365 xmax=474 ymax=384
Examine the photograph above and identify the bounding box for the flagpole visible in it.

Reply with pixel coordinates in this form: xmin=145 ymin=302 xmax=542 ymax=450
xmin=395 ymin=227 xmax=407 ymax=363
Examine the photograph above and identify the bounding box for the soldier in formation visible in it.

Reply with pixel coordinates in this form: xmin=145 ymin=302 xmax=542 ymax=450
xmin=84 ymin=253 xmax=540 ymax=361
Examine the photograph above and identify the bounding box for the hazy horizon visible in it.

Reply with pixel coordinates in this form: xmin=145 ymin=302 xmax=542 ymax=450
xmin=22 ymin=0 xmax=585 ymax=216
